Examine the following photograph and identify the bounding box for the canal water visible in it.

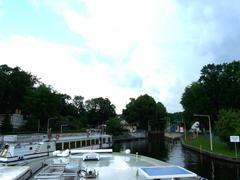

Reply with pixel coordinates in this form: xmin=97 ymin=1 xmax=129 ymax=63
xmin=113 ymin=138 xmax=240 ymax=180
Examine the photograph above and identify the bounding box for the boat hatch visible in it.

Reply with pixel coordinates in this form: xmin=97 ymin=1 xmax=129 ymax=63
xmin=34 ymin=163 xmax=81 ymax=179
xmin=0 ymin=145 xmax=9 ymax=157
xmin=82 ymin=152 xmax=100 ymax=161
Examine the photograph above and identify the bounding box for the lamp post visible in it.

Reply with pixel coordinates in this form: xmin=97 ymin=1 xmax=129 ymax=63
xmin=182 ymin=120 xmax=187 ymax=141
xmin=194 ymin=114 xmax=213 ymax=151
xmin=61 ymin=124 xmax=68 ymax=133
xmin=47 ymin=117 xmax=57 ymax=133
xmin=38 ymin=119 xmax=40 ymax=133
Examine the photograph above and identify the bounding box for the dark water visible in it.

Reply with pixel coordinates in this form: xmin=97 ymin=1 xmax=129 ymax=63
xmin=113 ymin=138 xmax=240 ymax=180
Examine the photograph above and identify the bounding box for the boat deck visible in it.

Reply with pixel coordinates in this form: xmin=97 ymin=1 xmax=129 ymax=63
xmin=32 ymin=152 xmax=199 ymax=180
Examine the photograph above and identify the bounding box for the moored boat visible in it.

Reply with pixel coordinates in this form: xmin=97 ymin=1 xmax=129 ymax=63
xmin=0 ymin=133 xmax=112 ymax=165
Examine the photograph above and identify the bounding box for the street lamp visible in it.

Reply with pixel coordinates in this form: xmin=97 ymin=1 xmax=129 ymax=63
xmin=61 ymin=124 xmax=68 ymax=133
xmin=47 ymin=117 xmax=57 ymax=133
xmin=193 ymin=114 xmax=213 ymax=151
xmin=182 ymin=120 xmax=187 ymax=141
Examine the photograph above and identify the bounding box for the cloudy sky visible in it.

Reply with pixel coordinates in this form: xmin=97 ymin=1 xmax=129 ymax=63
xmin=0 ymin=0 xmax=239 ymax=113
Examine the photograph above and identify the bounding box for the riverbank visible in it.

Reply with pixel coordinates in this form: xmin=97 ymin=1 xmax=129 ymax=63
xmin=182 ymin=135 xmax=240 ymax=163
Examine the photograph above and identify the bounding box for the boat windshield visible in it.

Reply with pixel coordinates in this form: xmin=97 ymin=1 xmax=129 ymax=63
xmin=0 ymin=144 xmax=9 ymax=157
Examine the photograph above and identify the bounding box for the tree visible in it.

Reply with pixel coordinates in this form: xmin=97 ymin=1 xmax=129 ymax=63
xmin=22 ymin=84 xmax=61 ymax=131
xmin=122 ymin=94 xmax=167 ymax=130
xmin=181 ymin=61 xmax=240 ymax=126
xmin=215 ymin=109 xmax=240 ymax=144
xmin=73 ymin=96 xmax=85 ymax=114
xmin=181 ymin=82 xmax=210 ymax=127
xmin=85 ymin=97 xmax=116 ymax=126
xmin=106 ymin=117 xmax=123 ymax=136
xmin=0 ymin=64 xmax=38 ymax=114
xmin=0 ymin=115 xmax=13 ymax=134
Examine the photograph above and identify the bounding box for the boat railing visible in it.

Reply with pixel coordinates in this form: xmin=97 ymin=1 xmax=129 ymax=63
xmin=1 ymin=133 xmax=112 ymax=143
xmin=3 ymin=134 xmax=46 ymax=143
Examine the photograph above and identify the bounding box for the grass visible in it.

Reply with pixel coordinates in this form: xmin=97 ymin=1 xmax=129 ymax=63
xmin=183 ymin=134 xmax=239 ymax=158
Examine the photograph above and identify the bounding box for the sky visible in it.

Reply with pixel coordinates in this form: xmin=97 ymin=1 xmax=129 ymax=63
xmin=0 ymin=0 xmax=240 ymax=114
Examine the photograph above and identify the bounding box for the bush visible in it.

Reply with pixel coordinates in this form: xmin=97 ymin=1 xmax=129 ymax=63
xmin=215 ymin=109 xmax=240 ymax=144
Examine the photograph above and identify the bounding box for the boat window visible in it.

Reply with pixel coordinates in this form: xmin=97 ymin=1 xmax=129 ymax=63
xmin=87 ymin=140 xmax=90 ymax=146
xmin=15 ymin=144 xmax=21 ymax=148
xmin=47 ymin=145 xmax=51 ymax=149
xmin=76 ymin=141 xmax=80 ymax=148
xmin=0 ymin=145 xmax=9 ymax=157
xmin=82 ymin=141 xmax=86 ymax=147
xmin=91 ymin=139 xmax=95 ymax=145
xmin=70 ymin=141 xmax=75 ymax=148
xmin=29 ymin=147 xmax=33 ymax=150
xmin=64 ymin=142 xmax=69 ymax=149
xmin=56 ymin=143 xmax=62 ymax=150
xmin=103 ymin=138 xmax=106 ymax=144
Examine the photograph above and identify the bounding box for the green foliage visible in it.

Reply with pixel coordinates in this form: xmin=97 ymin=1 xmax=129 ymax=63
xmin=0 ymin=64 xmax=119 ymax=133
xmin=183 ymin=135 xmax=238 ymax=157
xmin=122 ymin=94 xmax=167 ymax=130
xmin=0 ymin=64 xmax=38 ymax=114
xmin=215 ymin=109 xmax=240 ymax=143
xmin=73 ymin=96 xmax=85 ymax=114
xmin=181 ymin=61 xmax=240 ymax=126
xmin=1 ymin=115 xmax=13 ymax=134
xmin=85 ymin=97 xmax=116 ymax=126
xmin=106 ymin=117 xmax=123 ymax=136
xmin=22 ymin=84 xmax=61 ymax=129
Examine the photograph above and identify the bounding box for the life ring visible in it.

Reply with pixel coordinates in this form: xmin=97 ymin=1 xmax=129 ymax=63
xmin=56 ymin=134 xmax=60 ymax=140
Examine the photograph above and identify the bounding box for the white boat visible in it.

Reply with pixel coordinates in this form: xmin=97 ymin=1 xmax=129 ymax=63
xmin=30 ymin=149 xmax=203 ymax=180
xmin=0 ymin=133 xmax=112 ymax=165
xmin=0 ymin=166 xmax=31 ymax=180
xmin=0 ymin=147 xmax=206 ymax=180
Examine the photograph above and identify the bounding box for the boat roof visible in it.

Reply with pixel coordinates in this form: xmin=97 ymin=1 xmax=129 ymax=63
xmin=32 ymin=152 xmax=198 ymax=180
xmin=0 ymin=166 xmax=30 ymax=179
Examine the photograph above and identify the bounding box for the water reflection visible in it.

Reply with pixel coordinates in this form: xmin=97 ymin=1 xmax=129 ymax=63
xmin=113 ymin=138 xmax=240 ymax=180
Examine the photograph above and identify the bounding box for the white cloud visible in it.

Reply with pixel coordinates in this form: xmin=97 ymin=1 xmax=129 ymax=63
xmin=54 ymin=0 xmax=188 ymax=112
xmin=3 ymin=0 xmax=238 ymax=113
xmin=23 ymin=0 xmax=205 ymax=113
xmin=0 ymin=35 xmax=142 ymax=113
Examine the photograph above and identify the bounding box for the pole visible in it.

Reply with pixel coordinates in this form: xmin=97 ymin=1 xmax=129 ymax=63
xmin=38 ymin=119 xmax=40 ymax=133
xmin=194 ymin=114 xmax=213 ymax=151
xmin=47 ymin=118 xmax=49 ymax=133
xmin=208 ymin=115 xmax=213 ymax=151
xmin=181 ymin=115 xmax=187 ymax=141
xmin=47 ymin=117 xmax=57 ymax=134
xmin=183 ymin=121 xmax=187 ymax=141
xmin=235 ymin=142 xmax=238 ymax=158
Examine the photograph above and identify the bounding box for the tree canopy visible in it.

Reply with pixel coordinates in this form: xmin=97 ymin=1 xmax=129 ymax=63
xmin=106 ymin=117 xmax=123 ymax=136
xmin=181 ymin=61 xmax=240 ymax=127
xmin=85 ymin=97 xmax=116 ymax=126
xmin=215 ymin=109 xmax=240 ymax=144
xmin=0 ymin=64 xmax=116 ymax=133
xmin=0 ymin=64 xmax=38 ymax=114
xmin=122 ymin=94 xmax=167 ymax=131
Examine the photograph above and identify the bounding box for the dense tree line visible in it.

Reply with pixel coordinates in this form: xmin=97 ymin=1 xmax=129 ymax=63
xmin=181 ymin=61 xmax=240 ymax=143
xmin=0 ymin=64 xmax=168 ymax=135
xmin=0 ymin=64 xmax=116 ymax=133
